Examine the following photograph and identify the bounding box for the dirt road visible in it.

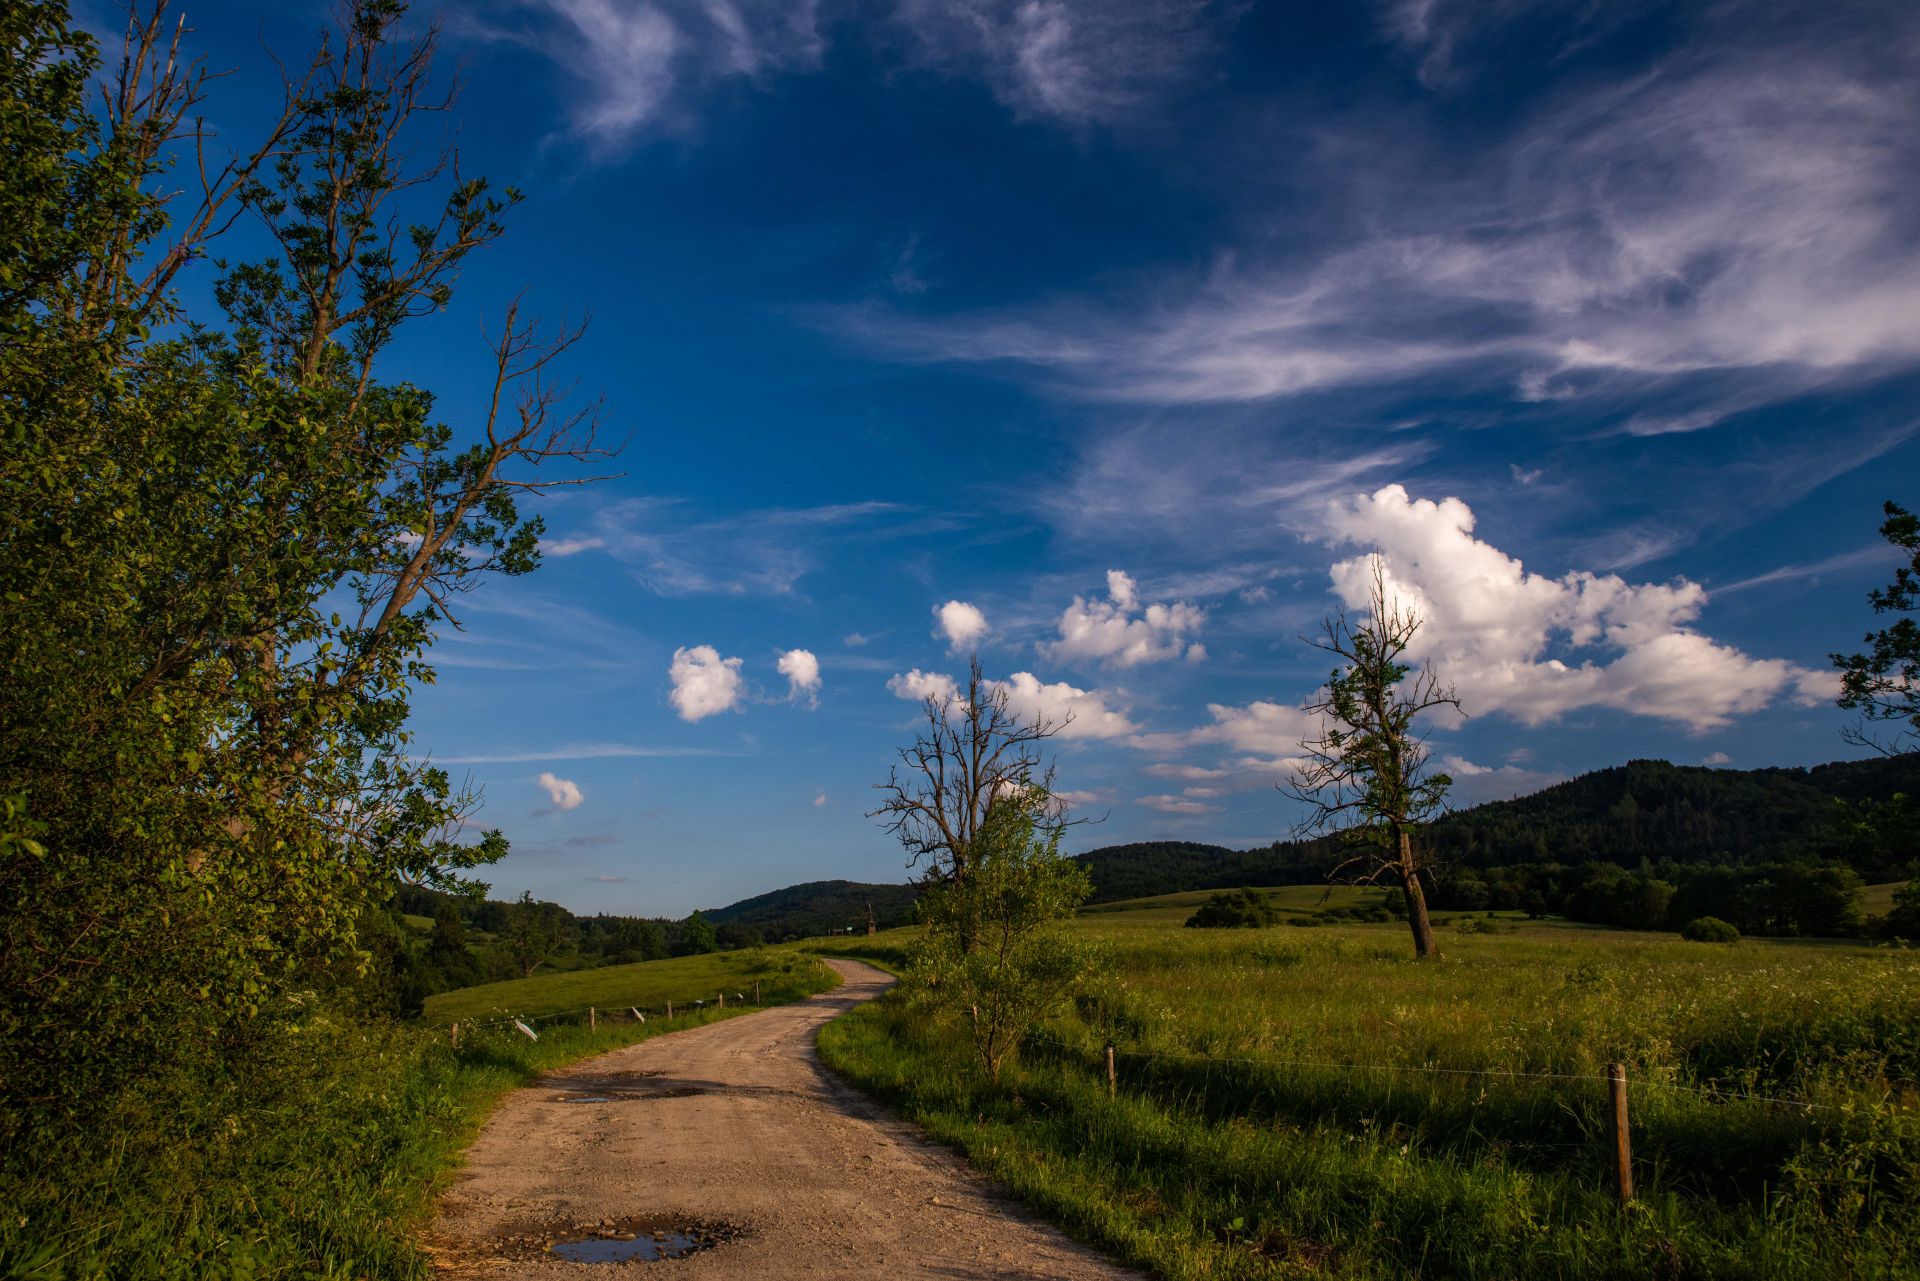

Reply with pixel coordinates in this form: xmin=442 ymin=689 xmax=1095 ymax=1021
xmin=428 ymin=959 xmax=1142 ymax=1279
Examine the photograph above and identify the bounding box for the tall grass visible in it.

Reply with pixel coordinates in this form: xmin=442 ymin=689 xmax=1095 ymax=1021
xmin=1 ymin=949 xmax=837 ymax=1279
xmin=818 ymin=920 xmax=1920 ymax=1279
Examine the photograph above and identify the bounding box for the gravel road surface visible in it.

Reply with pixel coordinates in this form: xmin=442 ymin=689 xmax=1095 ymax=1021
xmin=428 ymin=958 xmax=1142 ymax=1280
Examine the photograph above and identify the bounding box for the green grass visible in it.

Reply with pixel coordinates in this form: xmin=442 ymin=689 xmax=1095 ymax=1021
xmin=2 ymin=948 xmax=838 ymax=1280
xmin=423 ymin=948 xmax=806 ymax=1024
xmin=818 ymin=917 xmax=1920 ymax=1280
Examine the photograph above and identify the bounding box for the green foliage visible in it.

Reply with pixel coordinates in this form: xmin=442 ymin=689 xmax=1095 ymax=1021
xmin=1682 ymin=916 xmax=1741 ymax=943
xmin=910 ymin=790 xmax=1099 ymax=1080
xmin=678 ymin=909 xmax=720 ymax=955
xmin=821 ymin=916 xmax=1920 ymax=1280
xmin=1833 ymin=500 xmax=1919 ymax=755
xmin=1184 ymin=887 xmax=1280 ymax=929
xmin=0 ymin=952 xmax=836 ymax=1278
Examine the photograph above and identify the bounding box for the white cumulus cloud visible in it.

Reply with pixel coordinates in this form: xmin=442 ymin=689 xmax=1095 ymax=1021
xmin=536 ymin=771 xmax=584 ymax=811
xmin=777 ymin=648 xmax=822 ymax=705
xmin=934 ymin=599 xmax=989 ymax=652
xmin=1044 ymin=569 xmax=1206 ymax=667
xmin=992 ymin=671 xmax=1135 ymax=739
xmin=885 ymin=666 xmax=1134 ymax=739
xmin=1323 ymin=485 xmax=1835 ymax=731
xmin=887 ymin=668 xmax=962 ymax=707
xmin=668 ymin=644 xmax=746 ymax=721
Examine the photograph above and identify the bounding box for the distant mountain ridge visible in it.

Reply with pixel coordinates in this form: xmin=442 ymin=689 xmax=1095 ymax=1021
xmin=703 ymin=755 xmax=1918 ymax=939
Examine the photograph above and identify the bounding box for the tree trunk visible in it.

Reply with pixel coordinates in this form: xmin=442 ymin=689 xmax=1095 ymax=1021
xmin=1400 ymin=829 xmax=1441 ymax=960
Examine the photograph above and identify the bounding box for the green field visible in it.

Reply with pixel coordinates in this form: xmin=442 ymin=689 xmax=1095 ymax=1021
xmin=818 ymin=912 xmax=1920 ymax=1280
xmin=423 ymin=948 xmax=814 ymax=1024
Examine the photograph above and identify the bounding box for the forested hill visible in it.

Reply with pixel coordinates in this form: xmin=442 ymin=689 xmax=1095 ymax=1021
xmin=1070 ymin=755 xmax=1919 ymax=903
xmin=693 ymin=755 xmax=1917 ymax=933
xmin=702 ymin=879 xmax=919 ymax=936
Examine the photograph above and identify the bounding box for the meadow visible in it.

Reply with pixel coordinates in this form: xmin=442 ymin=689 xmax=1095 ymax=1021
xmin=816 ymin=899 xmax=1920 ymax=1280
xmin=2 ymin=949 xmax=837 ymax=1280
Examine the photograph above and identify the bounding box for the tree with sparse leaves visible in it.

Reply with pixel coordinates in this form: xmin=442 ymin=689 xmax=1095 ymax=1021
xmin=1833 ymin=501 xmax=1919 ymax=756
xmin=871 ymin=658 xmax=1079 ymax=952
xmin=1287 ymin=559 xmax=1461 ymax=960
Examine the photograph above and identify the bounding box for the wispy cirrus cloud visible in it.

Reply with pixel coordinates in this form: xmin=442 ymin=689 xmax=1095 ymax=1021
xmin=469 ymin=0 xmax=825 ymax=149
xmin=828 ymin=4 xmax=1920 ymax=413
xmin=889 ymin=0 xmax=1241 ymax=125
xmin=435 ymin=742 xmax=740 ymax=764
xmin=549 ymin=497 xmax=912 ymax=596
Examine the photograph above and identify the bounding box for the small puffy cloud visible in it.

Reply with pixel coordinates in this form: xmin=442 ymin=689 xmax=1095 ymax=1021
xmin=1324 ymin=485 xmax=1832 ymax=731
xmin=1142 ymin=762 xmax=1229 ymax=782
xmin=844 ymin=631 xmax=871 ymax=647
xmin=777 ymin=648 xmax=822 ymax=704
xmin=993 ymin=671 xmax=1136 ymax=739
xmin=1044 ymin=569 xmax=1205 ymax=667
xmin=668 ymin=645 xmax=746 ymax=721
xmin=934 ymin=599 xmax=989 ymax=652
xmin=1053 ymin=789 xmax=1107 ymax=808
xmin=812 ymin=790 xmax=828 ymax=807
xmin=887 ymin=667 xmax=961 ymax=707
xmin=536 ymin=771 xmax=584 ymax=811
xmin=543 ymin=535 xmax=607 ymax=556
xmin=1138 ymin=793 xmax=1216 ymax=815
xmin=1702 ymin=751 xmax=1732 ymax=766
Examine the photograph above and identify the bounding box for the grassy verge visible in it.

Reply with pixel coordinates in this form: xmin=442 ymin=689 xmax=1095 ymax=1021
xmin=2 ymin=949 xmax=838 ymax=1280
xmin=817 ymin=922 xmax=1920 ymax=1280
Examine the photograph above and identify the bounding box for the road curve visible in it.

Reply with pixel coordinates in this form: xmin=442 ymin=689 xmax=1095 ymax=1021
xmin=427 ymin=958 xmax=1143 ymax=1280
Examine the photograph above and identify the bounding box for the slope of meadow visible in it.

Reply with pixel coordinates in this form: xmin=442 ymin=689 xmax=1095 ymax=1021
xmin=819 ymin=913 xmax=1920 ymax=1279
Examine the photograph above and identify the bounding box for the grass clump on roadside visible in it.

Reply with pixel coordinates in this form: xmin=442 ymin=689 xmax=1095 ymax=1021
xmin=818 ymin=918 xmax=1920 ymax=1280
xmin=0 ymin=950 xmax=836 ymax=1280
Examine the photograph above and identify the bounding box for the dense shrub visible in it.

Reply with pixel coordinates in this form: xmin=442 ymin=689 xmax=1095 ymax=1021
xmin=1682 ymin=916 xmax=1741 ymax=943
xmin=1186 ymin=888 xmax=1279 ymax=929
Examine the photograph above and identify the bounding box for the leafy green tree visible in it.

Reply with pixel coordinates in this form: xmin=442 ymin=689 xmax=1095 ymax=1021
xmin=1834 ymin=500 xmax=1919 ymax=755
xmin=504 ymin=893 xmax=573 ymax=978
xmin=677 ymin=910 xmax=720 ymax=956
xmin=1288 ymin=559 xmax=1461 ymax=960
xmin=0 ymin=0 xmax=609 ymax=1126
xmin=910 ymin=784 xmax=1097 ymax=1081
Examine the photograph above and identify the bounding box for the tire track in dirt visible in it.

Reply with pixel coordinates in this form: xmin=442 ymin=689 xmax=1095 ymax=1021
xmin=428 ymin=959 xmax=1143 ymax=1279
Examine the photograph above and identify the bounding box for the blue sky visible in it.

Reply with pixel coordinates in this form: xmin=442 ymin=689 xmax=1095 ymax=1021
xmin=138 ymin=0 xmax=1918 ymax=915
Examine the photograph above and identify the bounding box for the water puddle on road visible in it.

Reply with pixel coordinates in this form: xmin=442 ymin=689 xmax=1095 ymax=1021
xmin=549 ymin=1229 xmax=707 ymax=1263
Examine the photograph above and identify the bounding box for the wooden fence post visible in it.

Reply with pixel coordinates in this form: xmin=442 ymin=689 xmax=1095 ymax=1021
xmin=590 ymin=1006 xmax=596 ymax=1032
xmin=718 ymin=991 xmax=725 ymax=1009
xmin=754 ymin=979 xmax=761 ymax=1004
xmin=450 ymin=1022 xmax=459 ymax=1049
xmin=1608 ymin=1062 xmax=1633 ymax=1203
xmin=1106 ymin=1042 xmax=1117 ymax=1100
xmin=666 ymin=1000 xmax=673 ymax=1019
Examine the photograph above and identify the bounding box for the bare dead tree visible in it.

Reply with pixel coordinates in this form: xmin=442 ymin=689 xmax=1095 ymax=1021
xmin=871 ymin=658 xmax=1080 ymax=950
xmin=1286 ymin=558 xmax=1461 ymax=960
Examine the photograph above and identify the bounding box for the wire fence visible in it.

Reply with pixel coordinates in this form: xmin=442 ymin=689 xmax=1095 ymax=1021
xmin=431 ymin=987 xmax=761 ymax=1039
xmin=1017 ymin=1030 xmax=1871 ymax=1113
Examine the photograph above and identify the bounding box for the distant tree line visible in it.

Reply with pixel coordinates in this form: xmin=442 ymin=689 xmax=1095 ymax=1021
xmin=373 ymin=886 xmax=768 ymax=1012
xmin=1069 ymin=756 xmax=1918 ymax=939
